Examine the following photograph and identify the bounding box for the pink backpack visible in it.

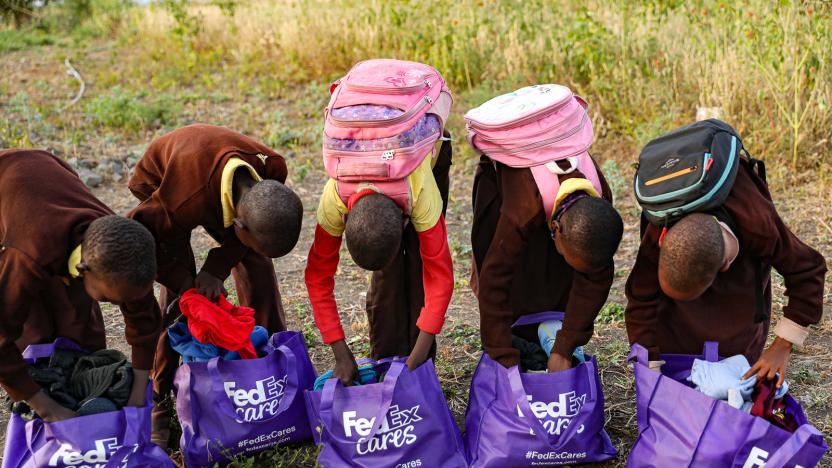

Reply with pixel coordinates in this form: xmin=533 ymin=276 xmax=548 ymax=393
xmin=465 ymin=84 xmax=602 ymax=226
xmin=322 ymin=59 xmax=453 ymax=214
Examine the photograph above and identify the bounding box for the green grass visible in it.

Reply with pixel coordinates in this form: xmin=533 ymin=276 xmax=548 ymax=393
xmin=597 ymin=302 xmax=625 ymax=324
xmin=84 ymin=86 xmax=181 ymax=133
xmin=0 ymin=29 xmax=56 ymax=52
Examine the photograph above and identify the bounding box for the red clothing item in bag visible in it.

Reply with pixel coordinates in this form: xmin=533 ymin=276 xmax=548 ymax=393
xmin=751 ymin=378 xmax=799 ymax=432
xmin=179 ymin=289 xmax=257 ymax=359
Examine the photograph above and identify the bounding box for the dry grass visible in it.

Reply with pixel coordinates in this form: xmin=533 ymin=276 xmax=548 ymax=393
xmin=123 ymin=0 xmax=832 ymax=172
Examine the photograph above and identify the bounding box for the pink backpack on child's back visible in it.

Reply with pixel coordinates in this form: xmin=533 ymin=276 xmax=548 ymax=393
xmin=465 ymin=84 xmax=601 ymax=226
xmin=322 ymin=59 xmax=452 ymax=214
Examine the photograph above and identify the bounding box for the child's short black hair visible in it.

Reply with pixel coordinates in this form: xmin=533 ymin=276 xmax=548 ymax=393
xmin=344 ymin=193 xmax=402 ymax=271
xmin=659 ymin=213 xmax=725 ymax=295
xmin=559 ymin=197 xmax=623 ymax=270
xmin=83 ymin=216 xmax=156 ymax=287
xmin=239 ymin=180 xmax=303 ymax=257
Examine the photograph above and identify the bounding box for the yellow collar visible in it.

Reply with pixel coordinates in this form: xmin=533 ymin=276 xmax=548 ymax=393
xmin=221 ymin=157 xmax=263 ymax=228
xmin=553 ymin=178 xmax=600 ymax=220
xmin=68 ymin=244 xmax=82 ymax=278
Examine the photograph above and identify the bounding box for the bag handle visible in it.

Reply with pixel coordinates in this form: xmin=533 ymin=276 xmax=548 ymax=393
xmin=206 ymin=344 xmax=299 ymax=423
xmin=628 ymin=343 xmax=649 ymax=366
xmin=318 ymin=360 xmax=406 ymax=444
xmin=510 ymin=311 xmax=565 ymax=329
xmin=703 ymin=342 xmax=719 ymax=362
xmin=505 ymin=362 xmax=597 ymax=451
xmin=760 ymin=424 xmax=825 ymax=467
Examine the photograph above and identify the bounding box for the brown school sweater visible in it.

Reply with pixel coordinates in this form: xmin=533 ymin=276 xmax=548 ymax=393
xmin=128 ymin=124 xmax=287 ymax=293
xmin=625 ymin=162 xmax=827 ymax=363
xmin=472 ymin=156 xmax=615 ymax=367
xmin=0 ymin=149 xmax=161 ymax=401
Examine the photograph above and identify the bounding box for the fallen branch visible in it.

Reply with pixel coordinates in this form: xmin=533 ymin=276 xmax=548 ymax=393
xmin=60 ymin=58 xmax=85 ymax=111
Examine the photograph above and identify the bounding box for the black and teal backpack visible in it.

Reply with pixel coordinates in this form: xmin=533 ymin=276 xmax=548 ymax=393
xmin=634 ymin=119 xmax=768 ymax=322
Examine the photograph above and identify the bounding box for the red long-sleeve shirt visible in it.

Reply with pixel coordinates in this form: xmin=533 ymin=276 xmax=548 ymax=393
xmin=305 ymin=216 xmax=453 ymax=344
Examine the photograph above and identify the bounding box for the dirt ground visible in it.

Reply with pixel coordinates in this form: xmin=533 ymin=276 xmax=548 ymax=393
xmin=1 ymin=45 xmax=831 ymax=467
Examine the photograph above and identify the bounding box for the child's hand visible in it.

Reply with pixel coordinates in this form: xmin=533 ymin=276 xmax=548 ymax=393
xmin=27 ymin=390 xmax=78 ymax=422
xmin=743 ymin=336 xmax=792 ymax=388
xmin=547 ymin=353 xmax=572 ymax=373
xmin=331 ymin=340 xmax=358 ymax=386
xmin=194 ymin=271 xmax=227 ymax=302
xmin=406 ymin=331 xmax=435 ymax=370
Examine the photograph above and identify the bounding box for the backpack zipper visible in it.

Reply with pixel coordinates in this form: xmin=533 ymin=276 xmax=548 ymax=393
xmin=329 ymin=93 xmax=433 ymax=128
xmin=344 ymin=76 xmax=435 ymax=95
xmin=644 ymin=165 xmax=698 ymax=186
xmin=466 ymin=95 xmax=574 ymax=131
xmin=477 ymin=113 xmax=589 ymax=155
xmin=326 ymin=133 xmax=438 ymax=158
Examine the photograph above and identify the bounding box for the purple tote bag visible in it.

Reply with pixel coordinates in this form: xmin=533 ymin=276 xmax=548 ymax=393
xmin=628 ymin=342 xmax=828 ymax=467
xmin=304 ymin=357 xmax=468 ymax=467
xmin=174 ymin=331 xmax=317 ymax=467
xmin=2 ymin=339 xmax=173 ymax=468
xmin=464 ymin=311 xmax=617 ymax=466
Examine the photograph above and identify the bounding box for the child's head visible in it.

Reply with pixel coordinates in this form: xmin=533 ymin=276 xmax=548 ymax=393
xmin=234 ymin=180 xmax=303 ymax=258
xmin=78 ymin=216 xmax=156 ymax=304
xmin=658 ymin=213 xmax=725 ymax=301
xmin=553 ymin=196 xmax=623 ymax=273
xmin=344 ymin=193 xmax=402 ymax=271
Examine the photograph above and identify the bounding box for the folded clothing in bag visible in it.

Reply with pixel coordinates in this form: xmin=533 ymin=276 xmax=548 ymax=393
xmin=687 ymin=354 xmax=790 ymax=424
xmin=179 ymin=289 xmax=257 ymax=359
xmin=168 ymin=322 xmax=268 ymax=362
xmin=12 ymin=348 xmax=133 ymax=419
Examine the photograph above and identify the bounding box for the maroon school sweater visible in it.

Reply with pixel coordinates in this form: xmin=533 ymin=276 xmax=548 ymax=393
xmin=625 ymin=162 xmax=827 ymax=362
xmin=127 ymin=124 xmax=287 ymax=292
xmin=471 ymin=156 xmax=615 ymax=367
xmin=0 ymin=149 xmax=161 ymax=401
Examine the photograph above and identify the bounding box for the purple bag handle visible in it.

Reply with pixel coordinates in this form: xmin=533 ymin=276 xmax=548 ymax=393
xmin=702 ymin=342 xmax=719 ymax=362
xmin=628 ymin=342 xmax=720 ymax=365
xmin=206 ymin=343 xmax=299 ymax=423
xmin=510 ymin=311 xmax=565 ymax=329
xmin=506 ymin=361 xmax=597 ymax=451
xmin=762 ymin=424 xmax=825 ymax=467
xmin=318 ymin=360 xmax=406 ymax=444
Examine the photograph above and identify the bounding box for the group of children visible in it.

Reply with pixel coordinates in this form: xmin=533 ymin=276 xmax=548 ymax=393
xmin=0 ymin=59 xmax=825 ymax=456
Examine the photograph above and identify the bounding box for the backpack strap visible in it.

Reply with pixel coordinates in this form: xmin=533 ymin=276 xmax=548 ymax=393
xmin=529 ymin=152 xmax=603 ymax=230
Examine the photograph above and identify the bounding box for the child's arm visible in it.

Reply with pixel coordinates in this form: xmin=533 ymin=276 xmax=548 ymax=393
xmin=304 ymin=224 xmax=346 ymax=345
xmin=409 ymin=215 xmax=454 ymax=368
xmin=305 ymin=224 xmax=359 ymax=384
xmin=624 ymin=230 xmax=663 ymax=360
xmin=197 ymin=235 xmax=249 ymax=300
xmin=730 ymin=168 xmax=826 ymax=383
xmin=118 ymin=293 xmax=163 ymax=389
xmin=557 ymin=262 xmax=615 ymax=358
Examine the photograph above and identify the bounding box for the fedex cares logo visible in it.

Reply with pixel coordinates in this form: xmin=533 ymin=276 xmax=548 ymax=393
xmin=343 ymin=404 xmax=423 ymax=455
xmin=743 ymin=447 xmax=806 ymax=468
xmin=517 ymin=391 xmax=586 ymax=436
xmin=48 ymin=438 xmax=137 ymax=467
xmin=223 ymin=375 xmax=288 ymax=423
